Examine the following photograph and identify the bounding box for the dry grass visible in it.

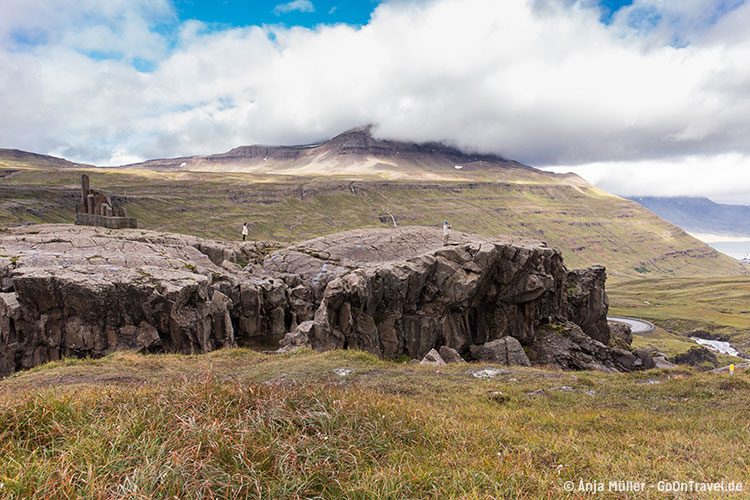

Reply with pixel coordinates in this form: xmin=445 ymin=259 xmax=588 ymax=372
xmin=1 ymin=349 xmax=749 ymax=498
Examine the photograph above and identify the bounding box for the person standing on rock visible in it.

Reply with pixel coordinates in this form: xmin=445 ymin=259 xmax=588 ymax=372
xmin=242 ymin=222 xmax=249 ymax=241
xmin=443 ymin=220 xmax=452 ymax=245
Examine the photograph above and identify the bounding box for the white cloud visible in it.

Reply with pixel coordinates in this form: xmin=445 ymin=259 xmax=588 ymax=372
xmin=0 ymin=0 xmax=748 ymax=204
xmin=543 ymin=153 xmax=750 ymax=204
xmin=273 ymin=0 xmax=315 ymax=16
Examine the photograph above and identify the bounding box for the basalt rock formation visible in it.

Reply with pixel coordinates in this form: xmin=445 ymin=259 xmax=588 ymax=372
xmin=1 ymin=224 xmax=641 ymax=377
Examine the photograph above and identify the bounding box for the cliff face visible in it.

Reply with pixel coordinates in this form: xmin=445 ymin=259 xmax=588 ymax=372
xmin=1 ymin=225 xmax=637 ymax=377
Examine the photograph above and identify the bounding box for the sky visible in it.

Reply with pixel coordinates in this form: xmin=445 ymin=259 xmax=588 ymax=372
xmin=1 ymin=0 xmax=749 ymax=202
xmin=173 ymin=0 xmax=380 ymax=29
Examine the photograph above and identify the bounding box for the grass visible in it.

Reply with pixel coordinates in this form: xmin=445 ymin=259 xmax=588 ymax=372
xmin=2 ymin=165 xmax=746 ymax=279
xmin=0 ymin=349 xmax=749 ymax=498
xmin=609 ymin=276 xmax=750 ymax=353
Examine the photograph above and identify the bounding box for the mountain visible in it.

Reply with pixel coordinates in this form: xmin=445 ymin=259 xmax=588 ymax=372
xmin=124 ymin=127 xmax=556 ymax=181
xmin=1 ymin=128 xmax=747 ymax=279
xmin=0 ymin=148 xmax=89 ymax=169
xmin=630 ymin=196 xmax=750 ymax=237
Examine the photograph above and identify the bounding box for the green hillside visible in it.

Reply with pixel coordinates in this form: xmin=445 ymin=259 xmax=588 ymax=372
xmin=1 ymin=163 xmax=744 ymax=279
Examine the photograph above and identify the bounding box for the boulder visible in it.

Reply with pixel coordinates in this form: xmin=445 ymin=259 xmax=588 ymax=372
xmin=420 ymin=348 xmax=446 ymax=366
xmin=279 ymin=320 xmax=315 ymax=352
xmin=634 ymin=348 xmax=656 ymax=370
xmin=439 ymin=345 xmax=466 ymax=363
xmin=470 ymin=337 xmax=531 ymax=366
xmin=671 ymin=347 xmax=720 ymax=369
xmin=688 ymin=330 xmax=730 ymax=342
xmin=526 ymin=322 xmax=632 ymax=371
xmin=608 ymin=321 xmax=633 ymax=348
xmin=653 ymin=356 xmax=678 ymax=369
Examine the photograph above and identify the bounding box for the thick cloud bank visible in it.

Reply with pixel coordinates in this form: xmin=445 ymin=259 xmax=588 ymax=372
xmin=544 ymin=154 xmax=750 ymax=204
xmin=0 ymin=0 xmax=749 ymax=199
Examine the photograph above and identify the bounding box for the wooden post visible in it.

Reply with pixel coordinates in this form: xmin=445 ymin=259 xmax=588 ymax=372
xmin=81 ymin=174 xmax=90 ymax=210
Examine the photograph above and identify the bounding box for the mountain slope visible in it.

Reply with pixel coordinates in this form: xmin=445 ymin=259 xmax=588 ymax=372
xmin=630 ymin=196 xmax=750 ymax=237
xmin=0 ymin=129 xmax=746 ymax=279
xmin=0 ymin=148 xmax=88 ymax=169
xmin=124 ymin=127 xmax=567 ymax=182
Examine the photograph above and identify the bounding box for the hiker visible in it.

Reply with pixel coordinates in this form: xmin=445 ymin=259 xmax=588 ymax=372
xmin=242 ymin=222 xmax=249 ymax=241
xmin=443 ymin=220 xmax=452 ymax=245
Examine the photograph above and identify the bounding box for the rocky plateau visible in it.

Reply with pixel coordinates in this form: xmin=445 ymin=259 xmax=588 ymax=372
xmin=0 ymin=224 xmax=650 ymax=377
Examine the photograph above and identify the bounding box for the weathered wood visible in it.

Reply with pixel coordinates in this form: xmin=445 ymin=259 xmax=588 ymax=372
xmin=80 ymin=174 xmax=90 ymax=210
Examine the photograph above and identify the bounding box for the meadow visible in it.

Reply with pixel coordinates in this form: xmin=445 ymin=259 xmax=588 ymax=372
xmin=0 ymin=349 xmax=748 ymax=498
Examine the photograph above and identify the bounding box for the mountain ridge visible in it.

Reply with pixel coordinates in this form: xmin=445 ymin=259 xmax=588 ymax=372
xmin=0 ymin=148 xmax=91 ymax=169
xmin=630 ymin=196 xmax=750 ymax=237
xmin=120 ymin=127 xmax=537 ymax=178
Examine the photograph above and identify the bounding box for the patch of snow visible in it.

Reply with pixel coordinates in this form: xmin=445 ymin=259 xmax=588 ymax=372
xmin=638 ymin=379 xmax=661 ymax=385
xmin=553 ymin=386 xmax=575 ymax=391
xmin=691 ymin=337 xmax=739 ymax=356
xmin=333 ymin=368 xmax=353 ymax=377
xmin=454 ymin=165 xmax=463 ymax=169
xmin=471 ymin=368 xmax=506 ymax=379
xmin=179 ymin=162 xmax=187 ymax=167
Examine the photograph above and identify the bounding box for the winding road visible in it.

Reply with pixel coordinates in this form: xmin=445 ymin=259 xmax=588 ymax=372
xmin=607 ymin=316 xmax=655 ymax=334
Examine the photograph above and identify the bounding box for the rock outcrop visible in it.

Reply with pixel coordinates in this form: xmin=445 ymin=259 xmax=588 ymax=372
xmin=526 ymin=322 xmax=638 ymax=371
xmin=0 ymin=225 xmax=287 ymax=377
xmin=671 ymin=346 xmax=720 ymax=369
xmin=1 ymin=224 xmax=639 ymax=377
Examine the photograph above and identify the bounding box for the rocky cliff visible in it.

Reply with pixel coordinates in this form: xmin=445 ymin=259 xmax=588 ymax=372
xmin=1 ymin=224 xmax=645 ymax=377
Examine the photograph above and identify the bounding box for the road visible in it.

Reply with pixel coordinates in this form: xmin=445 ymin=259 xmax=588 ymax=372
xmin=607 ymin=316 xmax=655 ymax=334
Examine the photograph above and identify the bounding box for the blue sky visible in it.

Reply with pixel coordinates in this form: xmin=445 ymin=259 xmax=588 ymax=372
xmin=174 ymin=0 xmax=635 ymax=28
xmin=174 ymin=0 xmax=382 ymax=28
xmin=599 ymin=0 xmax=634 ymax=21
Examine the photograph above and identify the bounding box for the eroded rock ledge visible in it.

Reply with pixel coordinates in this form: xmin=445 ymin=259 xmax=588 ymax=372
xmin=1 ymin=225 xmax=647 ymax=377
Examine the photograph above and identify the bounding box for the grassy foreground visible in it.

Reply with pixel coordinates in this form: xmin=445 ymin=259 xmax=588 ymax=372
xmin=1 ymin=349 xmax=748 ymax=498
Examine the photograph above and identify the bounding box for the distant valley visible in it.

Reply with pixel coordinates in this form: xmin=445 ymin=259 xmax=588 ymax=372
xmin=629 ymin=196 xmax=750 ymax=260
xmin=630 ymin=196 xmax=750 ymax=238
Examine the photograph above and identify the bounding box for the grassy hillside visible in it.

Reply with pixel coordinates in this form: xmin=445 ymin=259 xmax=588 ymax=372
xmin=609 ymin=277 xmax=750 ymax=352
xmin=0 ymin=349 xmax=748 ymax=498
xmin=1 ymin=164 xmax=745 ymax=279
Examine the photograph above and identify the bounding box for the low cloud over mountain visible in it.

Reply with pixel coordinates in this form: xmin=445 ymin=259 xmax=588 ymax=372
xmin=1 ymin=0 xmax=750 ymax=200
